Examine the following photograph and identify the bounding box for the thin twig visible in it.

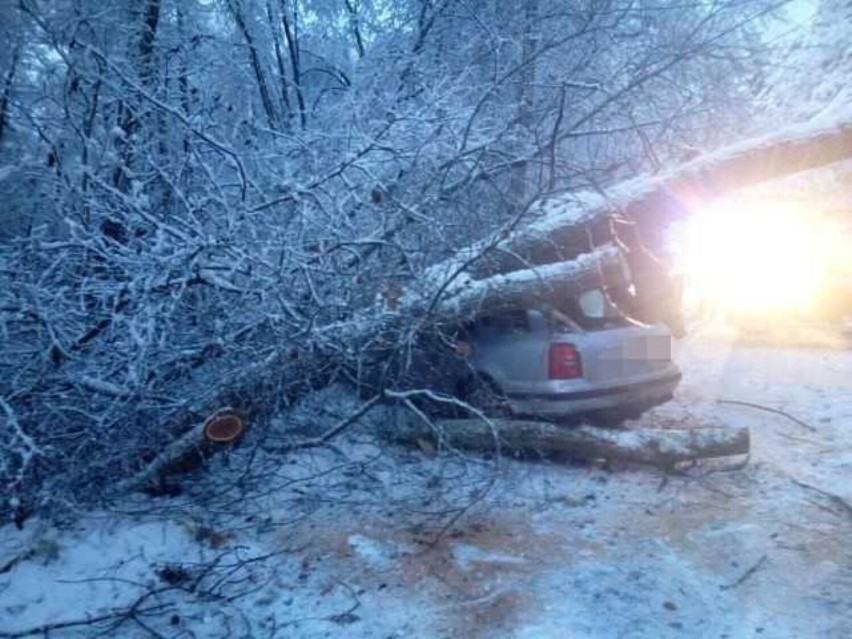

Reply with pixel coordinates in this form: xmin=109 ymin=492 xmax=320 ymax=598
xmin=717 ymin=399 xmax=817 ymax=433
xmin=0 ymin=549 xmax=35 ymax=575
xmin=720 ymin=554 xmax=767 ymax=590
xmin=385 ymin=388 xmax=501 ymax=543
xmin=791 ymin=478 xmax=852 ymax=519
xmin=0 ymin=603 xmax=172 ymax=639
xmin=287 ymin=394 xmax=382 ymax=450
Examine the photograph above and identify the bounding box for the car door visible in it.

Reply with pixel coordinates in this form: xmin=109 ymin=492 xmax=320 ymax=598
xmin=468 ymin=310 xmax=549 ymax=393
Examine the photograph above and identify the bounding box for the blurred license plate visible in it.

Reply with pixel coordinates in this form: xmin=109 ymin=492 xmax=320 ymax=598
xmin=621 ymin=335 xmax=671 ymax=360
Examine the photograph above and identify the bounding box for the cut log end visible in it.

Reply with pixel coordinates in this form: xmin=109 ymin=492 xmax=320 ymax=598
xmin=204 ymin=408 xmax=246 ymax=444
xmin=204 ymin=410 xmax=245 ymax=443
xmin=114 ymin=408 xmax=249 ymax=496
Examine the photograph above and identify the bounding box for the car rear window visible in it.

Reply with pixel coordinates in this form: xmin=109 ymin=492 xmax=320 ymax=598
xmin=547 ymin=287 xmax=633 ymax=331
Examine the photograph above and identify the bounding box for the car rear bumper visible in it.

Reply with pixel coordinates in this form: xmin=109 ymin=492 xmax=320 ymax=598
xmin=505 ymin=370 xmax=682 ymax=417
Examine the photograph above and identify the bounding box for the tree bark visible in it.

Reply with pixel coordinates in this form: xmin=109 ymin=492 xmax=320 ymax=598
xmin=507 ymin=0 xmax=538 ymax=206
xmin=266 ymin=0 xmax=293 ymax=122
xmin=113 ymin=409 xmax=246 ymax=493
xmin=0 ymin=45 xmax=20 ymax=150
xmin=280 ymin=0 xmax=306 ymax=128
xmin=404 ymin=245 xmax=624 ymax=324
xmin=344 ymin=0 xmax=366 ymax=59
xmin=393 ymin=418 xmax=750 ymax=467
xmin=229 ymin=0 xmax=279 ymax=130
xmin=136 ymin=0 xmax=161 ymax=87
xmin=112 ymin=0 xmax=161 ymax=192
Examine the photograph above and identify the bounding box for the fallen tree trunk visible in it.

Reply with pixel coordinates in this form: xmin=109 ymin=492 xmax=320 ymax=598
xmin=431 ymin=114 xmax=852 ymax=281
xmin=110 ymin=252 xmax=620 ymax=495
xmin=402 ymin=245 xmax=624 ymax=323
xmin=392 ymin=418 xmax=750 ymax=467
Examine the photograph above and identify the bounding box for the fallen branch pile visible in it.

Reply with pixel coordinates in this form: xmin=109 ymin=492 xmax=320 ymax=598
xmin=110 ymin=112 xmax=852 ymax=487
xmin=175 ymin=112 xmax=852 ymax=433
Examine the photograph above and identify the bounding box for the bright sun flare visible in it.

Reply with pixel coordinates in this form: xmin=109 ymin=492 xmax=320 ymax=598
xmin=674 ymin=199 xmax=831 ymax=315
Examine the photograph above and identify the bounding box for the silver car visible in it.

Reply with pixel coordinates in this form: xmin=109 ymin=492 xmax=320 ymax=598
xmin=459 ymin=288 xmax=681 ymax=421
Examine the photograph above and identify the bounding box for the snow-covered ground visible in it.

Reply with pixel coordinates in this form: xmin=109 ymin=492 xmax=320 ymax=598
xmin=1 ymin=322 xmax=850 ymax=638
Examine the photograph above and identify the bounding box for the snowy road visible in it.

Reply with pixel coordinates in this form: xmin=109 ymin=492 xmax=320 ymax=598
xmin=1 ymin=322 xmax=850 ymax=638
xmin=301 ymin=323 xmax=851 ymax=638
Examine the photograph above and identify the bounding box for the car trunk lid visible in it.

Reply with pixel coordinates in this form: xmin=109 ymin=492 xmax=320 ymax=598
xmin=569 ymin=324 xmax=674 ymax=384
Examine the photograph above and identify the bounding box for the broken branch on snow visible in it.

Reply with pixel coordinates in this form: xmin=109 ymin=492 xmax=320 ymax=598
xmin=113 ymin=408 xmax=247 ymax=494
xmin=392 ymin=418 xmax=751 ymax=468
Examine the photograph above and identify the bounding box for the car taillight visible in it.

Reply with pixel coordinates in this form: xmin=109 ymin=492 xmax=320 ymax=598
xmin=549 ymin=343 xmax=583 ymax=379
